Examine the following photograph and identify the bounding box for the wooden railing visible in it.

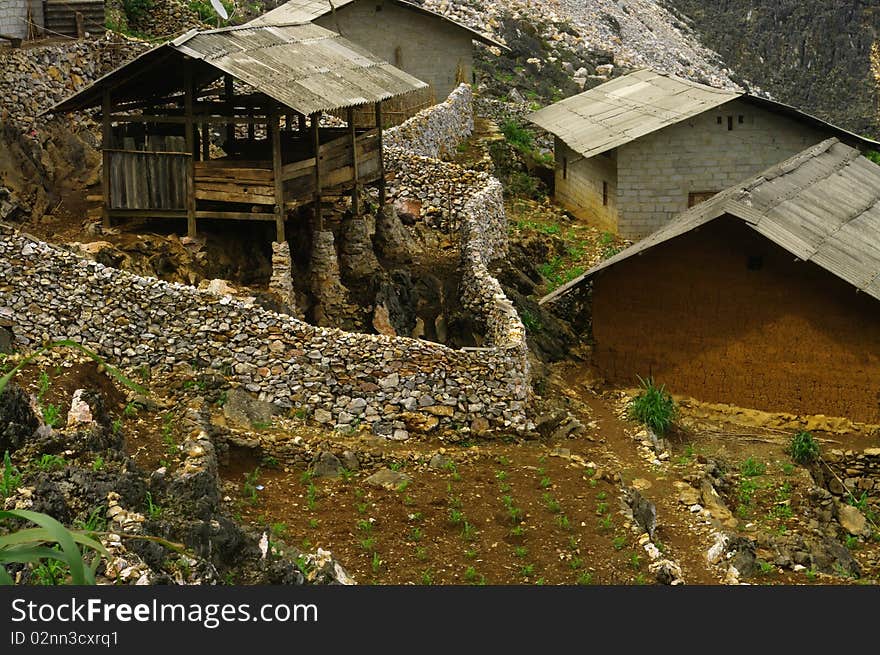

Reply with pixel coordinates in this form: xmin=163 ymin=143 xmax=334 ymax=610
xmin=194 ymin=160 xmax=274 ymax=205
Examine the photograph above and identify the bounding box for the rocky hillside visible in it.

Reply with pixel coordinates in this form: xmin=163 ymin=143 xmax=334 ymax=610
xmin=663 ymin=0 xmax=880 ymax=139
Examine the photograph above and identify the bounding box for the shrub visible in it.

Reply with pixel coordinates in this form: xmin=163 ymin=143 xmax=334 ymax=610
xmin=787 ymin=430 xmax=820 ymax=465
xmin=866 ymin=150 xmax=880 ymax=165
xmin=628 ymin=376 xmax=677 ymax=435
xmin=122 ymin=0 xmax=154 ymax=21
xmin=500 ymin=119 xmax=534 ymax=152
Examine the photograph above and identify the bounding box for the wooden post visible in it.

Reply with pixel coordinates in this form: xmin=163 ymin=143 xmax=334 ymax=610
xmin=348 ymin=106 xmax=360 ymax=216
xmin=247 ymin=109 xmax=255 ymax=141
xmin=201 ymin=123 xmax=210 ymax=161
xmin=285 ymin=114 xmax=293 ymax=132
xmin=375 ymin=101 xmax=385 ymax=215
xmin=184 ymin=59 xmax=197 ymax=238
xmin=270 ymin=110 xmax=286 ymax=243
xmin=312 ymin=111 xmax=323 ymax=231
xmin=101 ymin=89 xmax=112 ymax=229
xmin=224 ymin=75 xmax=234 ymax=151
xmin=75 ymin=12 xmax=85 ymax=39
xmin=297 ymin=113 xmax=306 ymax=134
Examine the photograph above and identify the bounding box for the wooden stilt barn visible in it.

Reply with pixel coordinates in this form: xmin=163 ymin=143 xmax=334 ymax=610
xmin=45 ymin=23 xmax=428 ymax=241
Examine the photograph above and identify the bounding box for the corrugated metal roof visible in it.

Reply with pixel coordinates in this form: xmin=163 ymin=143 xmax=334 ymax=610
xmin=247 ymin=0 xmax=506 ymax=48
xmin=47 ymin=23 xmax=427 ymax=116
xmin=540 ymin=139 xmax=880 ymax=304
xmin=529 ymin=69 xmax=880 ymax=159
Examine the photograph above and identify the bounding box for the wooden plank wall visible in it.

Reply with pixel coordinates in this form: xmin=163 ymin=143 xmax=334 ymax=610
xmin=107 ymin=150 xmax=189 ymax=210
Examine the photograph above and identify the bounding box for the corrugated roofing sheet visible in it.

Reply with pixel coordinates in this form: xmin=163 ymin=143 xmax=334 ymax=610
xmin=47 ymin=23 xmax=427 ymax=116
xmin=530 ymin=69 xmax=880 ymax=159
xmin=540 ymin=139 xmax=880 ymax=304
xmin=247 ymin=0 xmax=505 ymax=48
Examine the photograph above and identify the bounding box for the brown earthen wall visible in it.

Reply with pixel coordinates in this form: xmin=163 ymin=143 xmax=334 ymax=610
xmin=592 ymin=216 xmax=880 ymax=422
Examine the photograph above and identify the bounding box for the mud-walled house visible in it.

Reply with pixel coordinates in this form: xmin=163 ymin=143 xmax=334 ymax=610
xmin=0 ymin=0 xmax=104 ymax=43
xmin=529 ymin=69 xmax=880 ymax=239
xmin=248 ymin=0 xmax=505 ymax=123
xmin=541 ymin=139 xmax=880 ymax=424
xmin=44 ymin=22 xmax=428 ymax=242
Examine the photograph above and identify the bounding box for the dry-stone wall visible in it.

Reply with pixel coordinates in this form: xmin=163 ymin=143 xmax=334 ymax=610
xmin=0 ymin=225 xmax=529 ymax=433
xmin=0 ymin=83 xmax=531 ymax=436
xmin=384 ymin=84 xmax=475 ymax=159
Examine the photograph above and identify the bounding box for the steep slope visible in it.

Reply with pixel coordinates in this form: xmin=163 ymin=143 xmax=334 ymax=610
xmin=663 ymin=0 xmax=880 ymax=139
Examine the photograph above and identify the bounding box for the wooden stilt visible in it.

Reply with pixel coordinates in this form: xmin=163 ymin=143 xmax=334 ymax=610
xmin=224 ymin=75 xmax=234 ymax=152
xmin=348 ymin=106 xmax=361 ymax=216
xmin=270 ymin=110 xmax=286 ymax=243
xmin=375 ymin=101 xmax=385 ymax=215
xmin=184 ymin=59 xmax=197 ymax=238
xmin=101 ymin=89 xmax=112 ymax=229
xmin=312 ymin=111 xmax=323 ymax=231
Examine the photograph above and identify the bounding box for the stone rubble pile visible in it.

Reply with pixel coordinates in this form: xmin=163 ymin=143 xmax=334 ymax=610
xmin=420 ymin=0 xmax=748 ymax=91
xmin=0 ymin=36 xmax=147 ymax=134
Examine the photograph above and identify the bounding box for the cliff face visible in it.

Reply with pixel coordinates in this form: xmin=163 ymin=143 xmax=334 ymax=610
xmin=664 ymin=0 xmax=880 ymax=139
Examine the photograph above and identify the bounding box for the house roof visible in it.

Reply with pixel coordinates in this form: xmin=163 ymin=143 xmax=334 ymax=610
xmin=529 ymin=69 xmax=880 ymax=159
xmin=539 ymin=139 xmax=880 ymax=304
xmin=46 ymin=23 xmax=428 ymax=117
xmin=247 ymin=0 xmax=506 ymax=49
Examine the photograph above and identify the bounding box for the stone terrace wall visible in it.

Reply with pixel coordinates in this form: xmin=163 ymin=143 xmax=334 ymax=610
xmin=384 ymin=83 xmax=474 ymax=159
xmin=0 ymin=225 xmax=529 ymax=433
xmin=384 ymin=82 xmax=529 ymax=391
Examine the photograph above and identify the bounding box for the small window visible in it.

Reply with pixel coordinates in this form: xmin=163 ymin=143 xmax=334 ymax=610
xmin=738 ymin=115 xmax=744 ymax=124
xmin=717 ymin=116 xmax=722 ymax=125
xmin=602 ymin=181 xmax=608 ymax=206
xmin=562 ymin=157 xmax=568 ymax=180
xmin=747 ymin=255 xmax=763 ymax=271
xmin=727 ymin=116 xmax=733 ymax=131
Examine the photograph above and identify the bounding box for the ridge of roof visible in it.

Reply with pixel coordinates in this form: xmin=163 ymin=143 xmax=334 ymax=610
xmin=539 ymin=138 xmax=880 ymax=305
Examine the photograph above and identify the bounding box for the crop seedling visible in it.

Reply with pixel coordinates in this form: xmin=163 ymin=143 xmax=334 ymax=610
xmin=510 ymin=525 xmax=524 ymax=537
xmin=271 ymin=522 xmax=288 ymax=538
xmin=556 ymin=514 xmax=571 ymax=530
xmin=461 ymin=521 xmax=477 ymax=542
xmin=539 ymin=476 xmax=552 ymax=489
xmin=356 ymin=519 xmax=373 ymax=533
xmin=612 ymin=535 xmax=627 ymax=551
xmin=577 ymin=572 xmax=594 ymax=585
xmin=42 ymin=404 xmax=61 ymax=428
xmin=495 ymin=470 xmax=508 ymax=482
xmin=305 ymin=483 xmax=318 ymax=510
xmin=36 ymin=454 xmax=66 ymax=471
xmin=144 ymin=492 xmax=162 ymax=519
xmin=415 ymin=547 xmax=428 ymax=561
xmin=514 ymin=546 xmax=528 ymax=558
xmin=629 ymin=553 xmax=642 ymax=570
xmin=595 ymin=502 xmax=608 ymax=516
xmin=787 ymin=430 xmax=820 ymax=465
xmin=123 ymin=402 xmax=138 ymax=418
xmin=421 ymin=569 xmax=434 ymax=585
xmin=359 ymin=537 xmax=375 ymax=552
xmin=569 ymin=557 xmax=583 ymax=570
xmin=91 ymin=455 xmax=104 ymax=472
xmin=464 ymin=566 xmax=479 ymax=583
xmin=465 ymin=549 xmax=477 ymax=559
xmin=758 ymin=560 xmax=774 ymax=575
xmin=543 ymin=493 xmax=561 ymax=513
xmin=519 ymin=564 xmax=535 ymax=578
xmin=628 ymin=376 xmax=677 ymax=435
xmin=449 ymin=508 xmax=464 ymax=526
xmin=371 ymin=552 xmax=383 ymax=575
xmin=409 ymin=527 xmax=423 ymax=542
xmin=845 ymin=535 xmax=860 ymax=550
xmin=740 ymin=457 xmax=766 ymax=477
xmin=598 ymin=515 xmax=613 ymax=531
xmin=308 ymin=518 xmax=319 ymax=529
xmin=243 ymin=467 xmax=261 ymax=506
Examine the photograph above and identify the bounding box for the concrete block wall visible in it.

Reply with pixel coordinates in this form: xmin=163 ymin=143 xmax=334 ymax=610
xmin=554 ymin=138 xmax=618 ymax=232
xmin=0 ymin=0 xmax=41 ymax=39
xmin=615 ymin=98 xmax=829 ymax=238
xmin=316 ymin=0 xmax=473 ymax=101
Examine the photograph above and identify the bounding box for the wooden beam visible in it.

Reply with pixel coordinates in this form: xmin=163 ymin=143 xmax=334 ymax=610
xmin=375 ymin=101 xmax=385 ymax=215
xmin=311 ymin=112 xmax=323 ymax=231
xmin=184 ymin=58 xmax=197 ymax=238
xmin=201 ymin=123 xmax=210 ymax=161
xmin=270 ymin=111 xmax=286 ymax=243
xmin=195 ymin=211 xmax=277 ymax=221
xmin=108 ymin=209 xmax=188 ymax=219
xmin=298 ymin=113 xmax=306 ymax=134
xmin=348 ymin=106 xmax=360 ymax=216
xmin=101 ymin=88 xmax=112 ymax=229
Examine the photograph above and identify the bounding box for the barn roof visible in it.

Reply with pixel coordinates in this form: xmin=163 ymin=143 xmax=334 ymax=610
xmin=540 ymin=139 xmax=880 ymax=304
xmin=247 ymin=0 xmax=506 ymax=49
xmin=529 ymin=69 xmax=880 ymax=159
xmin=46 ymin=22 xmax=428 ymax=117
